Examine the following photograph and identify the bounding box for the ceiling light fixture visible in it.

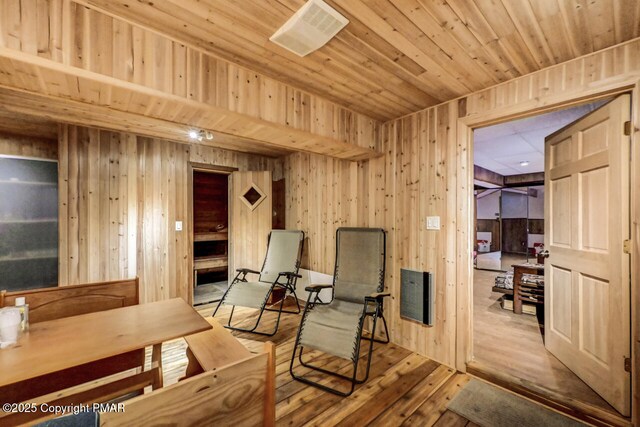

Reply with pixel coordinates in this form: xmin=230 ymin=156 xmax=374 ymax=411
xmin=519 ymin=161 xmax=530 ymax=167
xmin=188 ymin=130 xmax=214 ymax=142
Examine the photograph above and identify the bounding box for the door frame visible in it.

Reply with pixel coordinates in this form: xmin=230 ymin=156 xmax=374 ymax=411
xmin=187 ymin=162 xmax=237 ymax=306
xmin=457 ymin=81 xmax=639 ymax=424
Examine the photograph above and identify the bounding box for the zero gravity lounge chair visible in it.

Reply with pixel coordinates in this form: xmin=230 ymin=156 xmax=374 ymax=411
xmin=213 ymin=229 xmax=305 ymax=336
xmin=290 ymin=227 xmax=389 ymax=396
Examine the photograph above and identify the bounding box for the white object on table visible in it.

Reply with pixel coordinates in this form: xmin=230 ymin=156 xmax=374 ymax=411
xmin=0 ymin=307 xmax=22 ymax=348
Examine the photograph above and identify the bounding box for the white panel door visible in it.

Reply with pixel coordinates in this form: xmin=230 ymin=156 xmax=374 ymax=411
xmin=544 ymin=95 xmax=631 ymax=415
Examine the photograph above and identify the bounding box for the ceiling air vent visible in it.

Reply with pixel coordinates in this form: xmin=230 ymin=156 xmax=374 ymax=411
xmin=269 ymin=0 xmax=348 ymax=57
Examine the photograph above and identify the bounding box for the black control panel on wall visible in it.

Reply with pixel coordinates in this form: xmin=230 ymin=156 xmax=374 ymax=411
xmin=400 ymin=269 xmax=433 ymax=326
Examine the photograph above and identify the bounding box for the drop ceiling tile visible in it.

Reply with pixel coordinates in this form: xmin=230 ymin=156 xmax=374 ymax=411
xmin=473 ymin=99 xmax=609 ymax=176
xmin=493 ymin=167 xmax=519 ymax=175
xmin=475 ymin=134 xmax=534 ymax=156
xmin=474 ymin=123 xmax=517 ymax=142
xmin=474 ymin=157 xmax=509 ymax=173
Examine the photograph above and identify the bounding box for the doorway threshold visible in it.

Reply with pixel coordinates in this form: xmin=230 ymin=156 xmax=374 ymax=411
xmin=466 ymin=361 xmax=630 ymax=427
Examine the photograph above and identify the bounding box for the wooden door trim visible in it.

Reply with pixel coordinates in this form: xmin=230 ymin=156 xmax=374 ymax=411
xmin=187 ymin=162 xmax=238 ymax=306
xmin=458 ymin=83 xmax=639 ymax=425
xmin=190 ymin=163 xmax=237 ymax=174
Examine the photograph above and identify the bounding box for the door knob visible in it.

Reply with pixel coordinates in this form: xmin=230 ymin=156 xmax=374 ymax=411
xmin=540 ymin=250 xmax=550 ymax=258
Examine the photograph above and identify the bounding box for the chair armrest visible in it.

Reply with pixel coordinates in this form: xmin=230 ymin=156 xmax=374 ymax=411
xmin=305 ymin=284 xmax=333 ymax=293
xmin=279 ymin=271 xmax=302 ymax=279
xmin=236 ymin=268 xmax=260 ymax=275
xmin=366 ymin=292 xmax=390 ymax=302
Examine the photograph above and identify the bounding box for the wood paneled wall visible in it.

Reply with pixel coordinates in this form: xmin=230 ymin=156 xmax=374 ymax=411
xmin=285 ymin=38 xmax=640 ymax=379
xmin=0 ymin=132 xmax=57 ymax=160
xmin=58 ymin=125 xmax=281 ymax=303
xmin=0 ymin=0 xmax=380 ymax=159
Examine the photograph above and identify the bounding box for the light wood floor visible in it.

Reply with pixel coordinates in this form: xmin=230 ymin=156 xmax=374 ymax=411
xmin=472 ymin=266 xmax=618 ymax=415
xmin=148 ymin=299 xmax=480 ymax=426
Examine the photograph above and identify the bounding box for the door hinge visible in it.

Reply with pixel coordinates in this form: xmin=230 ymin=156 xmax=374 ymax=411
xmin=623 ymin=240 xmax=632 ymax=254
xmin=623 ymin=121 xmax=631 ymax=136
xmin=624 ymin=357 xmax=631 ymax=373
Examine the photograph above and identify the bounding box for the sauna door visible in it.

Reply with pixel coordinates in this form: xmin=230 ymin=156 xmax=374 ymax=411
xmin=544 ymin=95 xmax=631 ymax=415
xmin=228 ymin=171 xmax=272 ymax=283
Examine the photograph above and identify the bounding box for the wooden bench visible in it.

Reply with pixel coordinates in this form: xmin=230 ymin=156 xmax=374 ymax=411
xmin=42 ymin=348 xmax=276 ymax=427
xmin=0 ymin=279 xmax=145 ymax=415
xmin=101 ymin=340 xmax=276 ymax=426
xmin=183 ymin=317 xmax=253 ymax=377
xmin=0 ymin=278 xmax=139 ymax=323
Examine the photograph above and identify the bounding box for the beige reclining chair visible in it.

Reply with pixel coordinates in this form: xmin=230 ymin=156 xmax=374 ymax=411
xmin=289 ymin=227 xmax=389 ymax=396
xmin=213 ymin=229 xmax=304 ymax=336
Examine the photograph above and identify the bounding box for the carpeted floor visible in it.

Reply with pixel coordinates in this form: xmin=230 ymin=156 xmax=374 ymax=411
xmin=448 ymin=379 xmax=586 ymax=427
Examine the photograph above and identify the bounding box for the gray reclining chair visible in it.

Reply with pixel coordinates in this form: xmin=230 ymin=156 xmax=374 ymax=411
xmin=213 ymin=229 xmax=304 ymax=336
xmin=289 ymin=227 xmax=389 ymax=396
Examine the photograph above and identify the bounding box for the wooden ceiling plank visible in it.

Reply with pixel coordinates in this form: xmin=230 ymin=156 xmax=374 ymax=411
xmin=275 ymin=0 xmax=428 ymax=78
xmin=317 ymin=42 xmax=432 ymax=111
xmin=331 ymin=0 xmax=471 ymax=96
xmin=557 ymin=0 xmax=595 ymax=57
xmin=389 ymin=0 xmax=504 ymax=84
xmin=324 ymin=4 xmax=433 ymax=78
xmin=469 ymin=0 xmax=540 ymax=73
xmin=218 ymin=0 xmax=428 ymax=113
xmin=277 ymin=0 xmax=452 ymax=101
xmin=442 ymin=0 xmax=525 ymax=76
xmin=612 ymin=0 xmax=637 ymax=43
xmin=375 ymin=0 xmax=499 ymax=90
xmin=334 ymin=29 xmax=440 ymax=101
xmin=585 ymin=0 xmax=616 ymax=51
xmin=499 ymin=0 xmax=555 ymax=69
xmin=526 ymin=0 xmax=576 ymax=64
xmin=416 ymin=0 xmax=516 ymax=80
xmin=635 ymin=0 xmax=640 ymax=38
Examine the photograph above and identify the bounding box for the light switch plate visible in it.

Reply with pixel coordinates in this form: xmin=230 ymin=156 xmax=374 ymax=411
xmin=175 ymin=221 xmax=183 ymax=231
xmin=426 ymin=216 xmax=440 ymax=230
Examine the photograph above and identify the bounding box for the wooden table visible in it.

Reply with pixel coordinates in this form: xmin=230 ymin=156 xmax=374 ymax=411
xmin=0 ymin=298 xmax=211 ymax=400
xmin=512 ymin=263 xmax=545 ymax=314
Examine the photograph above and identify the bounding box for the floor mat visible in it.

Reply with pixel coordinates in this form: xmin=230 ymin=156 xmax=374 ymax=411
xmin=194 ymin=281 xmax=227 ymax=305
xmin=448 ymin=379 xmax=586 ymax=427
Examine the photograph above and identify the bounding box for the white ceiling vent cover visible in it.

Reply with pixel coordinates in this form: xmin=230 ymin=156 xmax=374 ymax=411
xmin=269 ymin=0 xmax=348 ymax=57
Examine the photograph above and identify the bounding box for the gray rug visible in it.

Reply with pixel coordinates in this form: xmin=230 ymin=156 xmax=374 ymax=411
xmin=194 ymin=281 xmax=227 ymax=305
xmin=448 ymin=379 xmax=586 ymax=427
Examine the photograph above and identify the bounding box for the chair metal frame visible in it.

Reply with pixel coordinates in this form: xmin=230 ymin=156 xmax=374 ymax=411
xmin=212 ymin=230 xmax=304 ymax=336
xmin=289 ymin=227 xmax=389 ymax=396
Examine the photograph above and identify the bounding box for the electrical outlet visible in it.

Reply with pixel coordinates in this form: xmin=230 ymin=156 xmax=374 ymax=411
xmin=426 ymin=216 xmax=440 ymax=230
xmin=175 ymin=221 xmax=183 ymax=231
